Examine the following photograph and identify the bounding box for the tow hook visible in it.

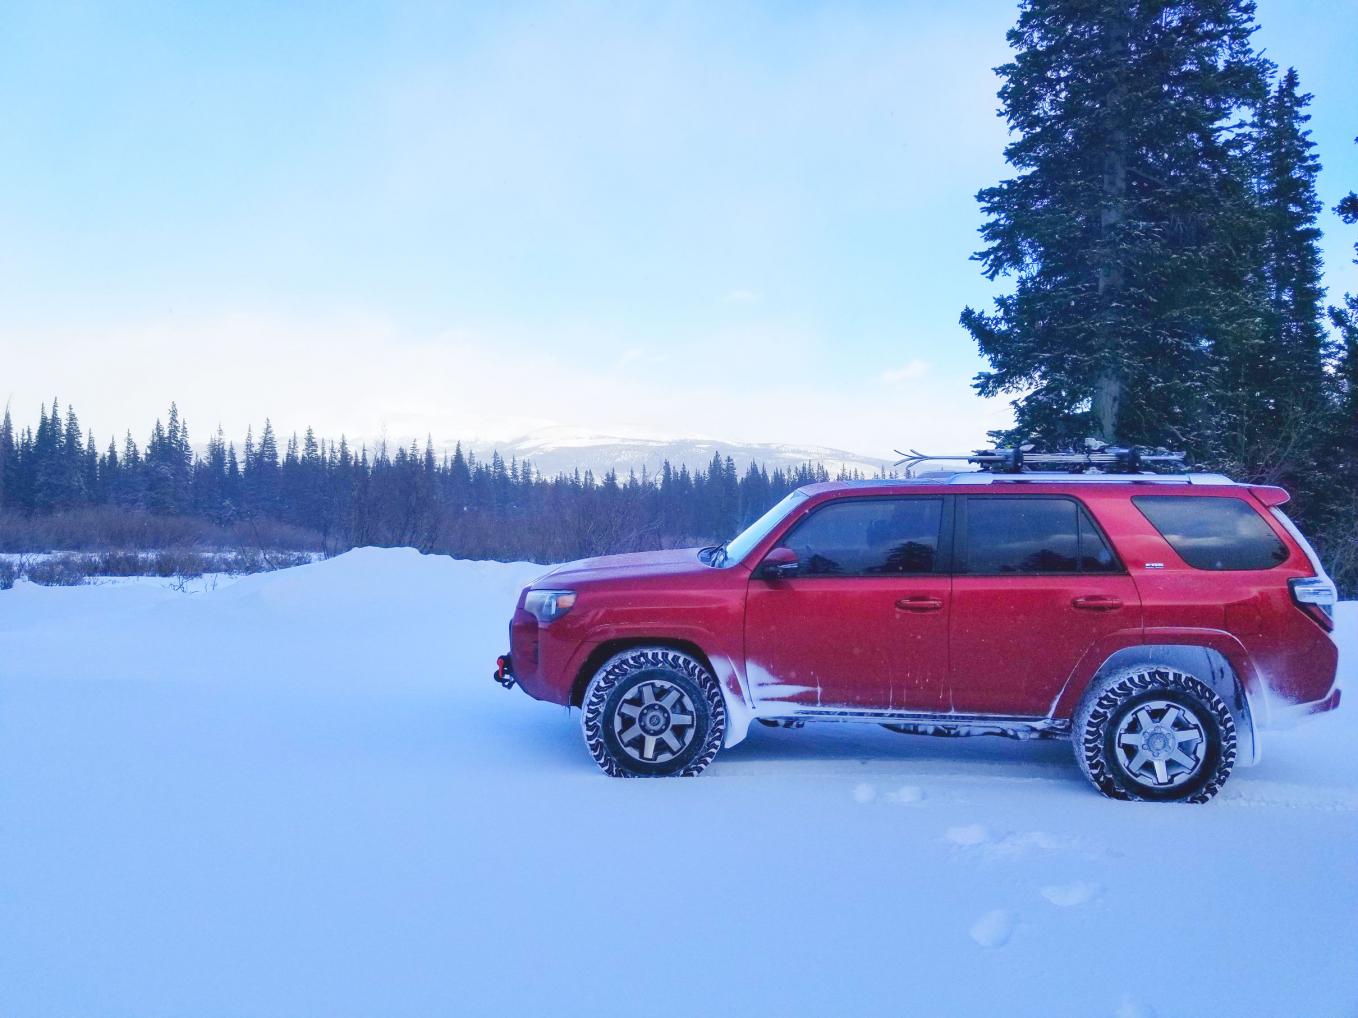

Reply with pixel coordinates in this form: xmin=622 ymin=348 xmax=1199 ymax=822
xmin=494 ymin=654 xmax=516 ymax=690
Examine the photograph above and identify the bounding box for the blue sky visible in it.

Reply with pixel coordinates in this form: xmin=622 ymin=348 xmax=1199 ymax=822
xmin=2 ymin=0 xmax=1355 ymax=458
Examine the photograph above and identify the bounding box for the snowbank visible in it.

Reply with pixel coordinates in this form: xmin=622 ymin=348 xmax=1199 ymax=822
xmin=1 ymin=549 xmax=1354 ymax=1016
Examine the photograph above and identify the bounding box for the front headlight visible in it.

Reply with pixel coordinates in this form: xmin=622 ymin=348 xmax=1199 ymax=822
xmin=524 ymin=589 xmax=577 ymax=624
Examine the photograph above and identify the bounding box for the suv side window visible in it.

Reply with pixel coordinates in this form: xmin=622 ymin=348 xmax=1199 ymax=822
xmin=779 ymin=497 xmax=943 ymax=576
xmin=962 ymin=496 xmax=1121 ymax=575
xmin=1132 ymin=495 xmax=1288 ymax=570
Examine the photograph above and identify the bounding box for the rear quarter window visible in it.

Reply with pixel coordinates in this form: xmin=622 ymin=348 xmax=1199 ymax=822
xmin=1132 ymin=496 xmax=1288 ymax=571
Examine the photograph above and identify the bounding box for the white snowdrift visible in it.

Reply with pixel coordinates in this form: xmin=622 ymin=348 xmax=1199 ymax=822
xmin=1 ymin=548 xmax=1354 ymax=1017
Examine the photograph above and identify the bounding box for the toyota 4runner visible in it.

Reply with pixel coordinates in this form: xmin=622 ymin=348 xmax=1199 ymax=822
xmin=495 ymin=468 xmax=1341 ymax=802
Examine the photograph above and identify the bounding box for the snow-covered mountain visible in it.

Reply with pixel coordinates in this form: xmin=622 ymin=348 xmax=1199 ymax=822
xmin=464 ymin=426 xmax=896 ymax=478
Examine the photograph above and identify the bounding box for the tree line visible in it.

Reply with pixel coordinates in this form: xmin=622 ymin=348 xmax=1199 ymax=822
xmin=962 ymin=0 xmax=1358 ymax=591
xmin=0 ymin=401 xmax=847 ymax=563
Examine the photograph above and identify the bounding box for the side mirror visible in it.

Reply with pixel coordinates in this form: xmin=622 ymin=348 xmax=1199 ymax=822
xmin=756 ymin=546 xmax=799 ymax=580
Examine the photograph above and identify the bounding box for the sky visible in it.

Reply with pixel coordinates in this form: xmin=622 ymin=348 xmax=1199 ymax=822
xmin=2 ymin=0 xmax=1356 ymax=460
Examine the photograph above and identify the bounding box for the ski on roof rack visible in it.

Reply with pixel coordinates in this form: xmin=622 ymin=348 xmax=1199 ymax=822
xmin=893 ymin=444 xmax=1187 ymax=475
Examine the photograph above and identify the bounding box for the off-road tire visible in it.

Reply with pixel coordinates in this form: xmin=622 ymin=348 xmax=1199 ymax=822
xmin=581 ymin=648 xmax=726 ymax=778
xmin=1074 ymin=665 xmax=1236 ymax=803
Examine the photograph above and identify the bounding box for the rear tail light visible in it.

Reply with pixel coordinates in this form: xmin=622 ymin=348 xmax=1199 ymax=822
xmin=1289 ymin=576 xmax=1337 ymax=632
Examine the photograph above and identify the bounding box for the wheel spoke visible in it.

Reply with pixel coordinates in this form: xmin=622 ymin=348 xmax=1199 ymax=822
xmin=1169 ymin=749 xmax=1198 ymax=770
xmin=660 ymin=729 xmax=682 ymax=753
xmin=1135 ymin=708 xmax=1157 ymax=733
xmin=1127 ymin=749 xmax=1150 ymax=774
xmin=669 ymin=714 xmax=694 ymax=726
xmin=660 ymin=687 xmax=682 ymax=709
xmin=1118 ymin=733 xmax=1143 ymax=747
xmin=1174 ymin=728 xmax=1202 ymax=744
xmin=618 ymin=703 xmax=642 ymax=719
xmin=617 ymin=724 xmax=641 ymax=744
xmin=1152 ymin=759 xmax=1169 ymax=785
xmin=642 ymin=735 xmax=658 ymax=760
xmin=640 ymin=684 xmax=655 ymax=706
xmin=1160 ymin=704 xmax=1182 ymax=728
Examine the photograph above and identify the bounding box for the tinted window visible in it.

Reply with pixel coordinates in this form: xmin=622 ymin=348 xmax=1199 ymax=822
xmin=1133 ymin=496 xmax=1288 ymax=570
xmin=780 ymin=498 xmax=942 ymax=576
xmin=1079 ymin=508 xmax=1120 ymax=573
xmin=964 ymin=497 xmax=1118 ymax=574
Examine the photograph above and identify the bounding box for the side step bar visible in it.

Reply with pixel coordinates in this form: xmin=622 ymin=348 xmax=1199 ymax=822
xmin=756 ymin=707 xmax=1072 ymax=741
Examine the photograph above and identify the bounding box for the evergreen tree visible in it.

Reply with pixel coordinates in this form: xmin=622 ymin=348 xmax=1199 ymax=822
xmin=247 ymin=419 xmax=280 ymax=515
xmin=0 ymin=406 xmax=13 ymax=510
xmin=33 ymin=400 xmax=66 ymax=508
xmin=0 ymin=399 xmax=856 ymax=564
xmin=960 ymin=0 xmax=1268 ymax=448
xmin=1220 ymin=66 xmax=1330 ymax=487
xmin=1330 ymin=137 xmax=1358 ymax=476
xmin=1322 ymin=136 xmax=1358 ymax=590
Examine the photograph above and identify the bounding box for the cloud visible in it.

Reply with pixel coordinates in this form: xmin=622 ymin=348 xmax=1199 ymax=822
xmin=880 ymin=359 xmax=930 ymax=383
xmin=725 ymin=288 xmax=760 ymax=304
xmin=1 ymin=309 xmax=1008 ymax=459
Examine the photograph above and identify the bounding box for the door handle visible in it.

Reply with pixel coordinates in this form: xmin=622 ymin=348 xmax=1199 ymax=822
xmin=1072 ymin=595 xmax=1122 ymax=612
xmin=896 ymin=596 xmax=944 ymax=613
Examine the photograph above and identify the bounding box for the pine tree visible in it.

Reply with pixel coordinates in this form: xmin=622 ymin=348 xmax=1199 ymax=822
xmin=1322 ymin=136 xmax=1358 ymax=591
xmin=83 ymin=428 xmax=99 ymax=503
xmin=1219 ymin=67 xmax=1330 ymax=487
xmin=960 ymin=0 xmax=1268 ymax=448
xmin=0 ymin=406 xmax=13 ymax=510
xmin=33 ymin=400 xmax=66 ymax=509
xmin=1330 ymin=137 xmax=1358 ymax=475
xmin=247 ymin=419 xmax=280 ymax=515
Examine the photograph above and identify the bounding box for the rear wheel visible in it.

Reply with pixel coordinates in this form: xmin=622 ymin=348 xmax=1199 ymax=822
xmin=581 ymin=648 xmax=725 ymax=778
xmin=1074 ymin=666 xmax=1236 ymax=803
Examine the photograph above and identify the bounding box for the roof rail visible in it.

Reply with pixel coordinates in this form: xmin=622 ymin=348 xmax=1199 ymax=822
xmin=945 ymin=472 xmax=1234 ymax=486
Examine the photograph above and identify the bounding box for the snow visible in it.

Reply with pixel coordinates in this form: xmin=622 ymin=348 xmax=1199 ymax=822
xmin=467 ymin=425 xmax=895 ymax=478
xmin=1 ymin=548 xmax=1354 ymax=1016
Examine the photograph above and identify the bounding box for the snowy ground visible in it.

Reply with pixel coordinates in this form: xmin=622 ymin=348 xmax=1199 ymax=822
xmin=1 ymin=548 xmax=1354 ymax=1017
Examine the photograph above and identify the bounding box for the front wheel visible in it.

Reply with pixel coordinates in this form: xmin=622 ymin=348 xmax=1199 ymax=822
xmin=581 ymin=648 xmax=726 ymax=778
xmin=1074 ymin=666 xmax=1236 ymax=803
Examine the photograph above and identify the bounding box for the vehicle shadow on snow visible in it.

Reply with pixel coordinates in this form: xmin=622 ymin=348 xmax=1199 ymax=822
xmin=499 ymin=702 xmax=1093 ymax=789
xmin=718 ymin=723 xmax=1086 ymax=780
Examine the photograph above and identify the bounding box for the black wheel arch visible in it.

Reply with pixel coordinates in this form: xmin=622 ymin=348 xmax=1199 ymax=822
xmin=1081 ymin=645 xmax=1258 ymax=766
xmin=571 ymin=637 xmax=719 ymax=707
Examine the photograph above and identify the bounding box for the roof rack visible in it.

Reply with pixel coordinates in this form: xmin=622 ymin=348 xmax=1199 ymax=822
xmin=894 ymin=443 xmax=1187 ymax=476
xmin=947 ymin=472 xmax=1233 ymax=486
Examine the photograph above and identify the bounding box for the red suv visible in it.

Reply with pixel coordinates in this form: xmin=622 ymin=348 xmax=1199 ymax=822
xmin=495 ymin=470 xmax=1341 ymax=802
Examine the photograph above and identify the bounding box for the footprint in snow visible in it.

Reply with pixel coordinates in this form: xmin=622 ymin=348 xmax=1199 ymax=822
xmin=1114 ymin=995 xmax=1159 ymax=1018
xmin=968 ymin=908 xmax=1015 ymax=948
xmin=1041 ymin=881 xmax=1101 ymax=907
xmin=945 ymin=823 xmax=990 ymax=846
xmin=887 ymin=784 xmax=925 ymax=804
xmin=947 ymin=825 xmax=1107 ymax=861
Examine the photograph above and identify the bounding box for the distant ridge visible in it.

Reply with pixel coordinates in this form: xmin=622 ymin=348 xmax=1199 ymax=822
xmin=458 ymin=426 xmax=895 ymax=479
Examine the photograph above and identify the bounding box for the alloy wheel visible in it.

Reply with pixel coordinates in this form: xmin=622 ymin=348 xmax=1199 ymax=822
xmin=1113 ymin=698 xmax=1207 ymax=789
xmin=613 ymin=680 xmax=697 ymax=764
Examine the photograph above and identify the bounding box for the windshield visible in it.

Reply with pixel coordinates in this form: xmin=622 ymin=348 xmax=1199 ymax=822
xmin=718 ymin=490 xmax=809 ymax=566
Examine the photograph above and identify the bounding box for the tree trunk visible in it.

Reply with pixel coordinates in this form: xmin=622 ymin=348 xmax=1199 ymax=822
xmin=1094 ymin=371 xmax=1122 ymax=444
xmin=1095 ymin=9 xmax=1130 ymax=444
